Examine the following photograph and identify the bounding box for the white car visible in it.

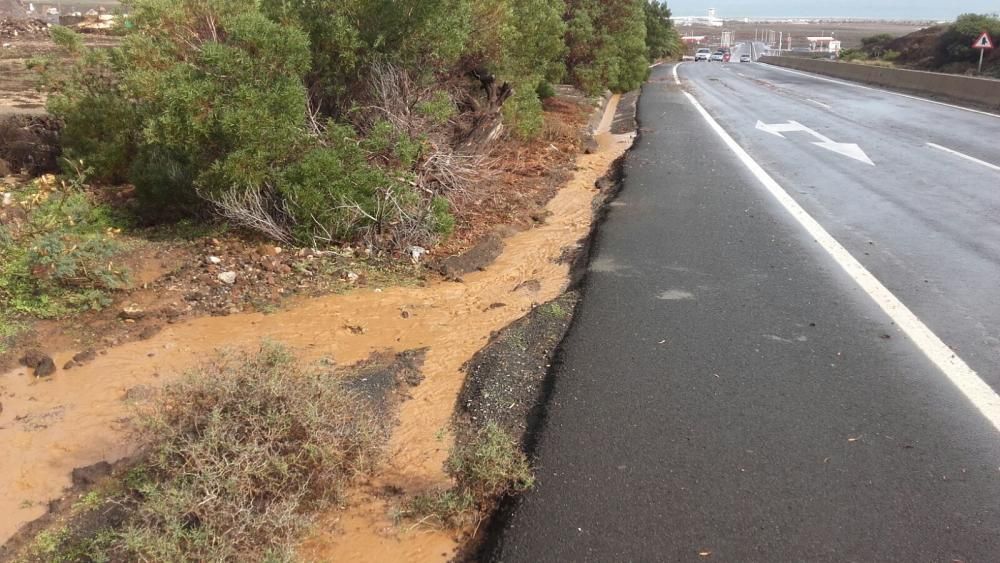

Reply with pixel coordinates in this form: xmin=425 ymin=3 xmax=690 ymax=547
xmin=709 ymin=51 xmax=725 ymax=62
xmin=740 ymin=54 xmax=752 ymax=63
xmin=695 ymin=48 xmax=711 ymax=62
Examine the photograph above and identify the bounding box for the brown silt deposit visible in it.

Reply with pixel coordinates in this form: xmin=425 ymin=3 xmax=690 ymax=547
xmin=0 ymin=95 xmax=634 ymax=558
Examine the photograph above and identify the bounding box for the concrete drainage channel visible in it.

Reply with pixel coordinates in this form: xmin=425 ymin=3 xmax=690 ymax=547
xmin=455 ymin=91 xmax=638 ymax=561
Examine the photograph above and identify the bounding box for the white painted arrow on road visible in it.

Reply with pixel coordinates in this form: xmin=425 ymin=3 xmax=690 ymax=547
xmin=755 ymin=120 xmax=875 ymax=166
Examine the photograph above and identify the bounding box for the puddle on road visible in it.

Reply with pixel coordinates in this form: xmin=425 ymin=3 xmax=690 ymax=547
xmin=0 ymin=97 xmax=635 ymax=557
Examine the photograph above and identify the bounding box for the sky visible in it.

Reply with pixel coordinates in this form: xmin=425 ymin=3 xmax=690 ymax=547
xmin=668 ymin=1 xmax=999 ymax=20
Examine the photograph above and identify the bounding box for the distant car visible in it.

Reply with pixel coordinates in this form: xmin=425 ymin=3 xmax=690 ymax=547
xmin=710 ymin=51 xmax=725 ymax=62
xmin=740 ymin=54 xmax=752 ymax=63
xmin=695 ymin=48 xmax=712 ymax=61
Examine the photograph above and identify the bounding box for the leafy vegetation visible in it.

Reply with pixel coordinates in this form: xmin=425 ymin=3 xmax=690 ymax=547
xmin=644 ymin=0 xmax=683 ymax=61
xmin=35 ymin=0 xmax=679 ymax=249
xmin=845 ymin=15 xmax=1000 ymax=77
xmin=0 ymin=170 xmax=130 ymax=327
xmin=405 ymin=422 xmax=533 ymax=527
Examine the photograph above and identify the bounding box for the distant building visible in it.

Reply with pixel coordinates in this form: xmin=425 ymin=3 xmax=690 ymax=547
xmin=806 ymin=37 xmax=840 ymax=52
xmin=672 ymin=8 xmax=724 ymax=28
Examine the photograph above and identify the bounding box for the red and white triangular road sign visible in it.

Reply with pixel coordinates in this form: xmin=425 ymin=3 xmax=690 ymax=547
xmin=973 ymin=32 xmax=994 ymax=50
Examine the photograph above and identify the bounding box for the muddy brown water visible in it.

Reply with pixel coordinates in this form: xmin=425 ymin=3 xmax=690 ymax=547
xmin=0 ymin=96 xmax=634 ymax=558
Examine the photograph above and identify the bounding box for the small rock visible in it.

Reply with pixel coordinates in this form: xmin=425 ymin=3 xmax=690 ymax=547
xmin=63 ymin=360 xmax=76 ymax=370
xmin=123 ymin=385 xmax=156 ymax=402
xmin=139 ymin=325 xmax=161 ymax=340
xmin=119 ymin=304 xmax=146 ymax=320
xmin=345 ymin=271 xmax=360 ymax=284
xmin=1 ymin=192 xmax=12 ymax=207
xmin=530 ymin=209 xmax=552 ymax=224
xmin=71 ymin=461 xmax=112 ymax=487
xmin=206 ymin=255 xmax=222 ymax=265
xmin=19 ymin=349 xmax=48 ymax=369
xmin=218 ymin=271 xmax=237 ymax=285
xmin=72 ymin=349 xmax=97 ymax=365
xmin=34 ymin=357 xmax=56 ymax=377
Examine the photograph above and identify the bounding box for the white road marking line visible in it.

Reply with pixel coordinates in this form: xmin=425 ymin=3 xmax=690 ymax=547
xmin=673 ymin=62 xmax=683 ymax=85
xmin=683 ymin=90 xmax=1000 ymax=434
xmin=806 ymin=98 xmax=832 ymax=109
xmin=927 ymin=143 xmax=1000 ymax=172
xmin=763 ymin=63 xmax=1000 ymax=120
xmin=650 ymin=62 xmax=663 ymax=69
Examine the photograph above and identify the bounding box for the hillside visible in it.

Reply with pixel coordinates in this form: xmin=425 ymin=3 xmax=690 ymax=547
xmin=880 ymin=15 xmax=1000 ymax=77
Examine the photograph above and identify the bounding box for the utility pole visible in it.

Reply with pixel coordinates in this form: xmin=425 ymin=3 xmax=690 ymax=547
xmin=778 ymin=31 xmax=783 ymax=54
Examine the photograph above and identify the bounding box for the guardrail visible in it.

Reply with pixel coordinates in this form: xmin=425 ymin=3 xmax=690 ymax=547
xmin=759 ymin=56 xmax=1000 ymax=111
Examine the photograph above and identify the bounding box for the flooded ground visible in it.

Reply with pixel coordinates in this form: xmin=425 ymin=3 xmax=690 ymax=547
xmin=0 ymin=95 xmax=635 ymax=556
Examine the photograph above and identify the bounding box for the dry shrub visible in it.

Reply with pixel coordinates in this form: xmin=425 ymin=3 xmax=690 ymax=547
xmin=540 ymin=113 xmax=582 ymax=144
xmin=358 ymin=62 xmax=497 ymax=199
xmin=119 ymin=342 xmax=383 ymax=561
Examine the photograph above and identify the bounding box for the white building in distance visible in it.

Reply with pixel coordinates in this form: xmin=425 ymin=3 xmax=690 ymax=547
xmin=672 ymin=8 xmax=724 ymax=28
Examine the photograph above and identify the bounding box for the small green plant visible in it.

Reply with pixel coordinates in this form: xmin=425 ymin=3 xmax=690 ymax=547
xmin=536 ymin=81 xmax=557 ymax=100
xmin=73 ymin=491 xmax=103 ymax=511
xmin=882 ymin=49 xmax=901 ymax=62
xmin=405 ymin=422 xmax=533 ymax=528
xmin=30 ymin=528 xmax=71 ymax=558
xmin=539 ymin=300 xmax=569 ymax=319
xmin=429 ymin=196 xmax=456 ymax=237
xmin=415 ymin=91 xmax=457 ymax=125
xmin=0 ymin=176 xmax=131 ymax=322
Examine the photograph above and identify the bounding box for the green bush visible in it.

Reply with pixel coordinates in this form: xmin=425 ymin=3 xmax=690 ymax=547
xmin=565 ymin=0 xmax=650 ymax=94
xmin=46 ymin=1 xmax=312 ymax=216
xmin=430 ymin=196 xmax=456 ymax=236
xmin=41 ymin=0 xmax=659 ymax=246
xmin=839 ymin=48 xmax=866 ymax=62
xmin=503 ymin=86 xmax=547 ymax=139
xmin=280 ymin=130 xmax=412 ymax=244
xmin=261 ymin=0 xmax=473 ymax=113
xmin=644 ymin=0 xmax=682 ymax=61
xmin=860 ymin=33 xmax=895 ymax=58
xmin=536 ymin=80 xmax=557 ymax=99
xmin=415 ymin=91 xmax=459 ymax=126
xmin=939 ymin=14 xmax=1000 ymax=65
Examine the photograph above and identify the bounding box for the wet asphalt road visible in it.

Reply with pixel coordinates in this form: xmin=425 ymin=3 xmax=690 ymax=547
xmin=489 ymin=54 xmax=1000 ymax=561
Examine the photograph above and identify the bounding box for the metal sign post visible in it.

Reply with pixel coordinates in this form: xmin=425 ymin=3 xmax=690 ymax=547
xmin=973 ymin=31 xmax=994 ymax=75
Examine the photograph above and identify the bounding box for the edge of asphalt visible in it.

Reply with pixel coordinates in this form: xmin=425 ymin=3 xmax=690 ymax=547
xmin=465 ymin=89 xmax=641 ymax=561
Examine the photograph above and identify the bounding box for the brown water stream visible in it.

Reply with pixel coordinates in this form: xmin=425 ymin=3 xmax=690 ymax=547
xmin=0 ymin=96 xmax=634 ymax=558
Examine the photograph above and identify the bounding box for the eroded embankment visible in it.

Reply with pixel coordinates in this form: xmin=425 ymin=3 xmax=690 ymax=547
xmin=0 ymin=96 xmax=635 ymax=559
